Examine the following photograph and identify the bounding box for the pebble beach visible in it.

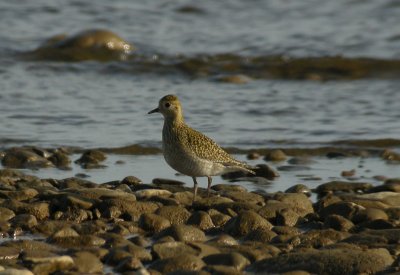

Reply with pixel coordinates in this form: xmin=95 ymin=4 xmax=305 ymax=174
xmin=1 ymin=0 xmax=400 ymax=274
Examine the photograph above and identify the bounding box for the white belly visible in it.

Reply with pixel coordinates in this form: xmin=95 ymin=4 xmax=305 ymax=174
xmin=163 ymin=144 xmax=225 ymax=177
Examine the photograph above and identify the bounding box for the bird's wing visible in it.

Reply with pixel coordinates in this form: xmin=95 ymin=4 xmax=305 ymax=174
xmin=182 ymin=126 xmax=246 ymax=167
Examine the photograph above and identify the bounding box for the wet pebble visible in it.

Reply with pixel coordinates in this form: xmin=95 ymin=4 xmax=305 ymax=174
xmin=264 ymin=149 xmax=287 ymax=161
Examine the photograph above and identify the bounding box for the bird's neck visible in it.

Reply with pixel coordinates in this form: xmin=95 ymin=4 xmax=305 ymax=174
xmin=164 ymin=113 xmax=185 ymax=127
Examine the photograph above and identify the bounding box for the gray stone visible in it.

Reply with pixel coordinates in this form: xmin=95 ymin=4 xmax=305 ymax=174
xmin=248 ymin=248 xmax=394 ymax=275
xmin=139 ymin=213 xmax=171 ymax=233
xmin=315 ymin=181 xmax=372 ymax=195
xmin=323 ymin=214 xmax=354 ymax=232
xmin=11 ymin=214 xmax=37 ymax=230
xmin=187 ymin=211 xmax=215 ymax=231
xmin=156 ymin=205 xmax=191 ymax=225
xmin=149 ymin=254 xmax=205 ymax=273
xmin=243 ymin=228 xmax=278 ymax=242
xmin=224 ymin=210 xmax=273 ymax=237
xmin=159 ymin=224 xmax=206 ymax=242
xmin=152 ymin=241 xmax=197 ymax=259
xmin=203 ymin=252 xmax=250 ymax=270
xmin=72 ymin=251 xmax=103 ymax=273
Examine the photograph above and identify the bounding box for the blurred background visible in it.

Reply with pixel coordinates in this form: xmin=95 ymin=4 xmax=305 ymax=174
xmin=0 ymin=0 xmax=399 ymax=150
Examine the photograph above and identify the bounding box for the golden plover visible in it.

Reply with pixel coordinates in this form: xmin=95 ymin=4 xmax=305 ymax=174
xmin=148 ymin=94 xmax=255 ymax=201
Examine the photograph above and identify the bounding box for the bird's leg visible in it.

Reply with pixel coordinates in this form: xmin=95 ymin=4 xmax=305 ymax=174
xmin=207 ymin=176 xmax=212 ymax=197
xmin=192 ymin=177 xmax=198 ymax=202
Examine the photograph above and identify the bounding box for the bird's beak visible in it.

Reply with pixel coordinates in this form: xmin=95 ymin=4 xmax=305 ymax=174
xmin=148 ymin=107 xmax=160 ymax=114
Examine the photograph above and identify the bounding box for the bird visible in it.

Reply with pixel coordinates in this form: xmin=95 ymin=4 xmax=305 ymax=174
xmin=148 ymin=94 xmax=255 ymax=202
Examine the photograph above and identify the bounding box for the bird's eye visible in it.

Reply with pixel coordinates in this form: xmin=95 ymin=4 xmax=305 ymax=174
xmin=165 ymin=102 xmax=171 ymax=108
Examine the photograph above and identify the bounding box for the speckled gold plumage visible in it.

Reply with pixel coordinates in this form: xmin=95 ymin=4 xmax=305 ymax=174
xmin=149 ymin=94 xmax=254 ymax=202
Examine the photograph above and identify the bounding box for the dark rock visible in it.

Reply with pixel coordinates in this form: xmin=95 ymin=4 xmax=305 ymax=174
xmin=276 ymin=208 xmax=300 ymax=226
xmin=257 ymin=201 xmax=293 ymax=221
xmin=187 ymin=211 xmax=215 ymax=231
xmin=48 ymin=150 xmax=70 ymax=168
xmin=139 ymin=213 xmax=171 ymax=233
xmin=72 ymin=251 xmax=103 ymax=273
xmin=11 ymin=214 xmax=38 ymax=230
xmin=243 ymin=228 xmax=278 ymax=242
xmin=158 ymin=224 xmax=206 ymax=242
xmin=219 ymin=242 xmax=280 ymax=262
xmin=326 ymin=152 xmax=347 ymax=158
xmin=156 ymin=205 xmax=191 ymax=225
xmin=247 ymin=152 xmax=261 ymax=160
xmin=121 ymin=175 xmax=142 ymax=185
xmin=49 ymin=235 xmax=106 ymax=248
xmin=3 ymin=200 xmax=50 ymax=220
xmin=287 ymin=157 xmax=316 ymax=165
xmin=152 ymin=178 xmax=186 ymax=186
xmin=341 ymin=169 xmax=356 ymax=177
xmin=149 ymin=254 xmax=205 ymax=273
xmin=264 ymin=149 xmax=287 ymax=161
xmin=56 ymin=177 xmax=97 ymax=189
xmin=205 ymin=265 xmax=242 ymax=275
xmin=129 ymin=235 xmax=150 ymax=247
xmin=26 ymin=255 xmax=74 ymax=275
xmin=211 ymin=184 xmax=247 ymax=192
xmin=207 ymin=234 xmax=239 ymax=246
xmin=352 ymin=208 xmax=389 ymax=223
xmin=254 ymin=164 xmax=280 ymax=179
xmin=2 ymin=147 xmax=53 ymax=169
xmin=273 ymin=193 xmax=314 ymax=217
xmin=152 ymin=241 xmax=197 ymax=259
xmin=203 ymin=252 xmax=250 ymax=270
xmin=248 ymin=248 xmax=394 ymax=275
xmin=126 ymin=243 xmax=152 ymax=262
xmin=75 ymin=150 xmax=107 ymax=168
xmin=315 ymin=181 xmax=372 ymax=195
xmin=368 ymin=179 xmax=400 ymax=193
xmin=188 ymin=242 xmax=221 ymax=258
xmin=114 ymin=256 xmax=143 ymax=271
xmin=51 ymin=227 xmax=79 ymax=238
xmin=342 ymin=233 xmax=388 ymax=246
xmin=224 ymin=210 xmax=273 ymax=237
xmin=222 ymin=191 xmax=264 ymax=205
xmin=361 ymin=229 xmax=400 ymax=243
xmin=323 ymin=214 xmax=354 ymax=232
xmin=32 ymin=29 xmax=134 ymax=62
xmin=208 ymin=209 xmax=231 ymax=227
xmin=285 ymin=184 xmax=311 ymax=197
xmin=193 ymin=196 xmax=234 ymax=211
xmin=0 ymin=207 xmax=15 ymax=221
xmin=222 ymin=164 xmax=278 ymax=180
xmin=289 ymin=229 xmax=350 ymax=248
xmin=341 ymin=192 xmax=400 ymax=208
xmin=319 ymin=201 xmax=361 ymax=220
xmin=173 ymin=191 xmax=195 ymax=205
xmin=381 ymin=149 xmax=400 ymax=161
xmin=0 ymin=246 xmax=20 ymax=260
xmin=104 ymin=248 xmax=132 ymax=265
xmin=100 ymin=200 xmax=159 ymax=221
xmin=0 ymin=188 xmax=38 ymax=201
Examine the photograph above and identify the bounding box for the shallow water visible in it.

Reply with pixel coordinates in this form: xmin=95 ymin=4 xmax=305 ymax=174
xmin=0 ymin=0 xmax=400 ymax=150
xmin=27 ymin=154 xmax=400 ymax=202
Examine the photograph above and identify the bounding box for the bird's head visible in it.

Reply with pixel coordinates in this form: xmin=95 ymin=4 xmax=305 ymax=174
xmin=148 ymin=94 xmax=183 ymax=120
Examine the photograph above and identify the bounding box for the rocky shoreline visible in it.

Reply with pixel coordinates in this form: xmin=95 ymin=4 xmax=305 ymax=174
xmin=0 ymin=145 xmax=399 ymax=274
